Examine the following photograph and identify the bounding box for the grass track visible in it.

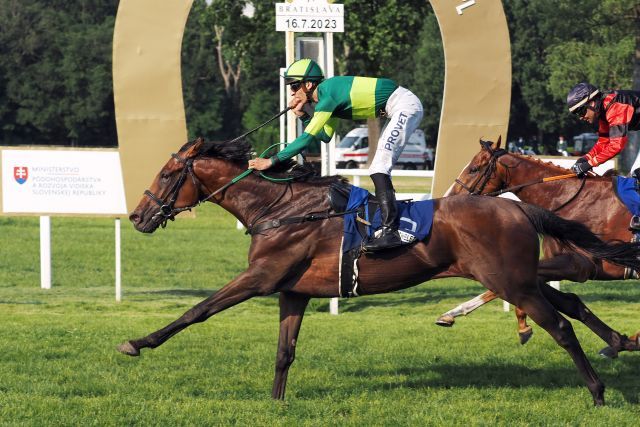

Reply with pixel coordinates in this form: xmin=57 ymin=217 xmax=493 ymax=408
xmin=1 ymin=205 xmax=640 ymax=425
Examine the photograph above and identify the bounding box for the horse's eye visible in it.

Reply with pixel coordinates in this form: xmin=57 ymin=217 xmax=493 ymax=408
xmin=160 ymin=173 xmax=171 ymax=182
xmin=469 ymin=166 xmax=480 ymax=174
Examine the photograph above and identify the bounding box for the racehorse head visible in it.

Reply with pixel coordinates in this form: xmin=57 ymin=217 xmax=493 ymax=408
xmin=129 ymin=137 xmax=251 ymax=233
xmin=446 ymin=137 xmax=509 ymax=196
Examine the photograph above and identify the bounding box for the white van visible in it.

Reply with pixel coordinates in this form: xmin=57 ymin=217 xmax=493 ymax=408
xmin=335 ymin=127 xmax=432 ymax=170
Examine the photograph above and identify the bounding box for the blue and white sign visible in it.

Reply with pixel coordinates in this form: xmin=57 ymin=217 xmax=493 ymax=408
xmin=1 ymin=149 xmax=127 ymax=215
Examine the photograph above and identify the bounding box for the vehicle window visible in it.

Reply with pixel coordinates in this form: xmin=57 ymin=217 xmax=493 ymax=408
xmin=338 ymin=136 xmax=359 ymax=148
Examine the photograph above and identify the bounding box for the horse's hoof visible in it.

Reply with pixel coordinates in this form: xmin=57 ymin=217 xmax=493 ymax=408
xmin=435 ymin=314 xmax=455 ymax=327
xmin=598 ymin=346 xmax=619 ymax=359
xmin=117 ymin=341 xmax=140 ymax=357
xmin=519 ymin=327 xmax=533 ymax=345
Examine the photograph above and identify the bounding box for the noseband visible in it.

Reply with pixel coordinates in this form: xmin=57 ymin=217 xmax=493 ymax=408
xmin=144 ymin=153 xmax=206 ymax=228
xmin=455 ymin=144 xmax=507 ymax=195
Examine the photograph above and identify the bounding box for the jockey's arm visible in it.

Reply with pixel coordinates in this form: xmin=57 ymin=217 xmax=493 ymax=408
xmin=585 ymin=102 xmax=634 ymax=166
xmin=270 ymin=111 xmax=336 ymax=164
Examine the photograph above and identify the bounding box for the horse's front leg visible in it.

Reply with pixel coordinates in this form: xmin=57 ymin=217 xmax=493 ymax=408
xmin=272 ymin=291 xmax=310 ymax=400
xmin=435 ymin=290 xmax=497 ymax=326
xmin=515 ymin=306 xmax=533 ymax=344
xmin=117 ymin=261 xmax=282 ymax=356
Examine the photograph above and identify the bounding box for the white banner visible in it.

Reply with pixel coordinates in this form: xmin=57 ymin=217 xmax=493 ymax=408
xmin=2 ymin=149 xmax=127 ymax=215
xmin=275 ymin=0 xmax=344 ymax=33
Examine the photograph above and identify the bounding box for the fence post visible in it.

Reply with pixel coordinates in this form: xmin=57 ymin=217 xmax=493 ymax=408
xmin=40 ymin=216 xmax=51 ymax=289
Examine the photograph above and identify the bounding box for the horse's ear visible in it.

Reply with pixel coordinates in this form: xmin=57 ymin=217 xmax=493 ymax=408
xmin=183 ymin=137 xmax=204 ymax=158
xmin=495 ymin=136 xmax=502 ymax=149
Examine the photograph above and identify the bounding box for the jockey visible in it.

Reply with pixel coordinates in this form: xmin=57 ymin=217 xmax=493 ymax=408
xmin=249 ymin=58 xmax=424 ymax=252
xmin=567 ymin=82 xmax=640 ymax=177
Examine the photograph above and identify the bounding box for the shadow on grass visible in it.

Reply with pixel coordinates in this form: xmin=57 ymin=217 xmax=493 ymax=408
xmin=343 ymin=359 xmax=639 ymax=404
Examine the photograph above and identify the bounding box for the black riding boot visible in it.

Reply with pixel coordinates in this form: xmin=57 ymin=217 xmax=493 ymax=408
xmin=363 ymin=173 xmax=403 ymax=252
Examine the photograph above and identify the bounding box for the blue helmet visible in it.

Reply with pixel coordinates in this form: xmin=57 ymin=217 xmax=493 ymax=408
xmin=567 ymin=82 xmax=600 ymax=115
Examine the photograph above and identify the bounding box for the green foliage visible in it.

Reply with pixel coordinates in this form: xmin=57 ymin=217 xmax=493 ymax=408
xmin=0 ymin=0 xmax=118 ymax=146
xmin=182 ymin=0 xmax=225 ymax=140
xmin=241 ymin=90 xmax=280 ymax=156
xmin=335 ymin=0 xmax=428 ymax=76
xmin=506 ymin=0 xmax=637 ymax=142
xmin=409 ymin=12 xmax=444 ymax=144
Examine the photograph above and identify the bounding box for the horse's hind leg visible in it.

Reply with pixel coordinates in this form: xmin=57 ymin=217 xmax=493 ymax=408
xmin=517 ymin=293 xmax=605 ymax=406
xmin=540 ymin=283 xmax=640 ymax=358
xmin=117 ymin=267 xmax=277 ymax=356
xmin=272 ymin=292 xmax=310 ymax=400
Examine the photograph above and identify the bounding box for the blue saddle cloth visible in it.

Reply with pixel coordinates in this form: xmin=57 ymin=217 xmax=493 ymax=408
xmin=614 ymin=176 xmax=640 ymax=216
xmin=342 ymin=185 xmax=434 ymax=253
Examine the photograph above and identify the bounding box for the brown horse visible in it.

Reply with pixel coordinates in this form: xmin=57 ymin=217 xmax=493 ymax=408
xmin=440 ymin=139 xmax=640 ymax=351
xmin=118 ymin=137 xmax=640 ymax=405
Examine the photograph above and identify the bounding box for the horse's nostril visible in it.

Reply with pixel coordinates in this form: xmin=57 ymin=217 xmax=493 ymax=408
xmin=129 ymin=213 xmax=141 ymax=224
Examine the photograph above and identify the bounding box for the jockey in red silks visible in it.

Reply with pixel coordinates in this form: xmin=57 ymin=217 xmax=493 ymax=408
xmin=567 ymin=82 xmax=640 ymax=177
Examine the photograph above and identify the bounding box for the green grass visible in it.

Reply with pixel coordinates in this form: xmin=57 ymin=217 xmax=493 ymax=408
xmin=1 ymin=206 xmax=640 ymax=425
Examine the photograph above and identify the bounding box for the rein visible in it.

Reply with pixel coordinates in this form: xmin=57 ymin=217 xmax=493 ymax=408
xmin=484 ymin=173 xmax=587 ymax=212
xmin=144 ymin=108 xmax=291 ymax=227
xmin=458 ymin=142 xmax=588 ymax=212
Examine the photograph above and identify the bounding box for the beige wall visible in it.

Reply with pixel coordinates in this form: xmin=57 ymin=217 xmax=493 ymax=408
xmin=429 ymin=0 xmax=511 ymax=197
xmin=113 ymin=0 xmax=194 ymax=212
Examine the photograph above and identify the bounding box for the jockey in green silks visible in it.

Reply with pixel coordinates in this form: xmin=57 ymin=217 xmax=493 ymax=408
xmin=248 ymin=58 xmax=424 ymax=252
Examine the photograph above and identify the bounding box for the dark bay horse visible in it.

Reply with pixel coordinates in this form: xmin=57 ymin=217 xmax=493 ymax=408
xmin=441 ymin=138 xmax=640 ymax=350
xmin=118 ymin=137 xmax=640 ymax=405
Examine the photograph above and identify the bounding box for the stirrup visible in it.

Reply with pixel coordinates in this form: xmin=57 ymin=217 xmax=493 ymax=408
xmin=629 ymin=215 xmax=640 ymax=232
xmin=362 ymin=228 xmax=403 ymax=252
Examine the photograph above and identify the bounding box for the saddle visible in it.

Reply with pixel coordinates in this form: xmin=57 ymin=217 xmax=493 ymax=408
xmin=329 ymin=181 xmax=435 ymax=297
xmin=329 ymin=181 xmax=377 ymax=217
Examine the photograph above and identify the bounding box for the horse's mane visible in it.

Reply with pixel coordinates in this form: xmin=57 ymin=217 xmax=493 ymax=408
xmin=512 ymin=152 xmax=620 ymax=178
xmin=180 ymin=138 xmax=347 ymax=186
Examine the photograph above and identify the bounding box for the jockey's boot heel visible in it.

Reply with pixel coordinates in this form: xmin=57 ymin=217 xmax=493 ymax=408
xmin=363 ymin=173 xmax=403 ymax=252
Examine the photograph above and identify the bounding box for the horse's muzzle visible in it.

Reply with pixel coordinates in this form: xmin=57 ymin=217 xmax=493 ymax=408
xmin=129 ymin=210 xmax=160 ymax=233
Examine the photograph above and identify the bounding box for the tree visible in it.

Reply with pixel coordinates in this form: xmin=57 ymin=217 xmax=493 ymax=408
xmin=0 ymin=0 xmax=118 ymax=146
xmin=408 ymin=11 xmax=444 ymax=145
xmin=182 ymin=0 xmax=226 ymax=140
xmin=334 ymin=0 xmax=429 ymax=164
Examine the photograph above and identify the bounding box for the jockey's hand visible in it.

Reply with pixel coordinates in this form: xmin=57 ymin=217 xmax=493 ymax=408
xmin=288 ymin=97 xmax=307 ymax=117
xmin=571 ymin=157 xmax=592 ymax=177
xmin=248 ymin=158 xmax=272 ymax=171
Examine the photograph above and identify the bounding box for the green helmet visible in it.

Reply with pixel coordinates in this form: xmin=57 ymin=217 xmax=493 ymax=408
xmin=283 ymin=59 xmax=324 ymax=85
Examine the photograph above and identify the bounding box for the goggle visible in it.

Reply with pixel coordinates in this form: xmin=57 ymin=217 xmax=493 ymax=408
xmin=289 ymin=81 xmax=303 ymax=92
xmin=572 ymin=103 xmax=594 ymax=118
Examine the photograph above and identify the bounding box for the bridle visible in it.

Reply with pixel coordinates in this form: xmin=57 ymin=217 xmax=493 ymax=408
xmin=455 ymin=141 xmax=508 ymax=195
xmin=455 ymin=141 xmax=586 ymax=212
xmin=144 ymin=153 xmax=211 ymax=228
xmin=142 ymin=108 xmax=293 ymax=228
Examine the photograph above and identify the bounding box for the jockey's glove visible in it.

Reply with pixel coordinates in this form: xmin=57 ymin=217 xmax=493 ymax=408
xmin=571 ymin=157 xmax=592 ymax=178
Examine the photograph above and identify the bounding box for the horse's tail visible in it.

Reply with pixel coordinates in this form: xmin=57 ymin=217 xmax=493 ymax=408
xmin=516 ymin=202 xmax=640 ymax=269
